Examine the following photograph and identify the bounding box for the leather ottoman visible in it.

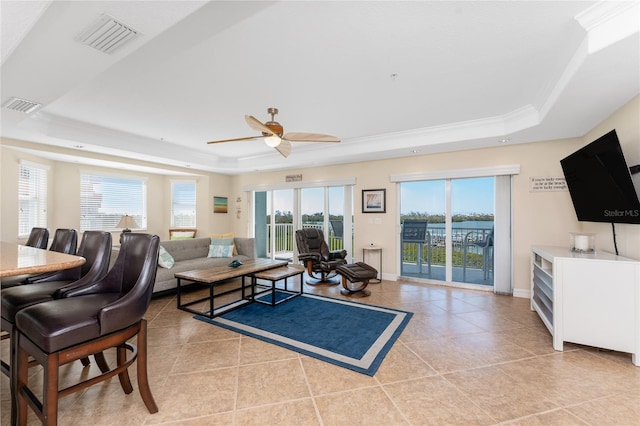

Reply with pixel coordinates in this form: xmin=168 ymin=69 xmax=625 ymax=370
xmin=336 ymin=262 xmax=378 ymax=297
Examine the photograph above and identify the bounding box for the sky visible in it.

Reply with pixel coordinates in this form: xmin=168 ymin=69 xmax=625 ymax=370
xmin=267 ymin=177 xmax=494 ymax=217
xmin=401 ymin=177 xmax=494 ymax=215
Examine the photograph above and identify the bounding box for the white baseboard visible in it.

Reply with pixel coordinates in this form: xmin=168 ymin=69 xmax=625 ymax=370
xmin=513 ymin=288 xmax=531 ymax=299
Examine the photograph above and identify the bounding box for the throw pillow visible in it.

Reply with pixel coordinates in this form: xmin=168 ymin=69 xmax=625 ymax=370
xmin=211 ymin=237 xmax=234 ymax=246
xmin=210 ymin=232 xmax=234 ymax=239
xmin=158 ymin=245 xmax=175 ymax=269
xmin=208 ymin=244 xmax=234 ymax=258
xmin=211 ymin=232 xmax=238 ymax=255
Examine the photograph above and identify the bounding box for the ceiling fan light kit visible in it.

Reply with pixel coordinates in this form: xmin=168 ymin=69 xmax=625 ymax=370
xmin=264 ymin=136 xmax=282 ymax=147
xmin=207 ymin=107 xmax=340 ymax=158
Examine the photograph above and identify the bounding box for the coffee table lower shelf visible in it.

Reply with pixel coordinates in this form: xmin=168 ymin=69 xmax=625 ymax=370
xmin=176 ymin=275 xmax=255 ymax=319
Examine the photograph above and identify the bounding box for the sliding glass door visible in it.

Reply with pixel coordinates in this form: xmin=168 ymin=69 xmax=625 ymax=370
xmin=253 ymin=183 xmax=353 ymax=263
xmin=400 ymin=180 xmax=446 ymax=279
xmin=400 ymin=177 xmax=495 ymax=287
xmin=451 ymin=177 xmax=494 ymax=285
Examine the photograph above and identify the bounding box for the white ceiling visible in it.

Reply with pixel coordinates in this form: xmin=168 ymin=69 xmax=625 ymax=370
xmin=1 ymin=1 xmax=638 ymax=175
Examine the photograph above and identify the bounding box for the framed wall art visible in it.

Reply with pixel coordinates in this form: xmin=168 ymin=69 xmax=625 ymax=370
xmin=362 ymin=189 xmax=386 ymax=213
xmin=213 ymin=196 xmax=228 ymax=213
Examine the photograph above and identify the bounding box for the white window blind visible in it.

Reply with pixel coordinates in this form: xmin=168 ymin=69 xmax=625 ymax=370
xmin=80 ymin=173 xmax=147 ymax=232
xmin=171 ymin=180 xmax=196 ymax=227
xmin=18 ymin=162 xmax=48 ymax=237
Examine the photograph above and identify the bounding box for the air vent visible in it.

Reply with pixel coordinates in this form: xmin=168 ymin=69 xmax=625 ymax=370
xmin=76 ymin=13 xmax=139 ymax=54
xmin=3 ymin=97 xmax=41 ymax=114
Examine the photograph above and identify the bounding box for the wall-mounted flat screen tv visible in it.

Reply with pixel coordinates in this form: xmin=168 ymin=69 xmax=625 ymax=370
xmin=560 ymin=129 xmax=640 ymax=224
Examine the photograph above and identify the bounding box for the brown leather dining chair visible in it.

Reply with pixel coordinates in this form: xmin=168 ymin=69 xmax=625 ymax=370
xmin=24 ymin=227 xmax=49 ymax=249
xmin=0 ymin=231 xmax=112 ymax=424
xmin=14 ymin=233 xmax=160 ymax=425
xmin=47 ymin=228 xmax=78 ymax=255
xmin=21 ymin=228 xmax=79 ymax=284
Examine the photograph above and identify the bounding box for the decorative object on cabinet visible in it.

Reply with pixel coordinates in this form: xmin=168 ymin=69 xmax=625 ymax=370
xmin=568 ymin=232 xmax=595 ymax=253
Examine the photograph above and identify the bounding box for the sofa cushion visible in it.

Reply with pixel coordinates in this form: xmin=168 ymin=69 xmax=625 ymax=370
xmin=160 ymin=238 xmax=210 ymax=262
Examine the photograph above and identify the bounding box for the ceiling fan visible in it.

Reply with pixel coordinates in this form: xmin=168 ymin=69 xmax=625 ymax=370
xmin=207 ymin=107 xmax=340 ymax=158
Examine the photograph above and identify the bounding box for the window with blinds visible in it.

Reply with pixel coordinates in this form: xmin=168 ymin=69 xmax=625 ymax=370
xmin=171 ymin=180 xmax=196 ymax=227
xmin=80 ymin=173 xmax=147 ymax=232
xmin=18 ymin=162 xmax=48 ymax=237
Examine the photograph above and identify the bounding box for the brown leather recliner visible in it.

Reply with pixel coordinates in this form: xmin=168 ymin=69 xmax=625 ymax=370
xmin=14 ymin=233 xmax=160 ymax=424
xmin=295 ymin=228 xmax=347 ymax=285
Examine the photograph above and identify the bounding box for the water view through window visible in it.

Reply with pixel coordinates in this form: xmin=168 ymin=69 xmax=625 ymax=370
xmin=400 ymin=177 xmax=495 ymax=286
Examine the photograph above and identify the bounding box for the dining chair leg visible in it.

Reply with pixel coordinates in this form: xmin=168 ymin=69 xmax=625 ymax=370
xmin=94 ymin=352 xmax=110 ymax=373
xmin=43 ymin=354 xmax=60 ymax=426
xmin=18 ymin=338 xmax=61 ymax=426
xmin=16 ymin=338 xmax=28 ymax=426
xmin=117 ymin=344 xmax=133 ymax=394
xmin=136 ymin=319 xmax=158 ymax=414
xmin=8 ymin=324 xmax=18 ymax=426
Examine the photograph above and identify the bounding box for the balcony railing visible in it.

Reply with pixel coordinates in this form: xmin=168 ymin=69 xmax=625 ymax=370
xmin=401 ymin=226 xmax=492 ymax=268
xmin=267 ymin=222 xmax=343 ymax=257
xmin=268 ymin=223 xmax=490 ymax=264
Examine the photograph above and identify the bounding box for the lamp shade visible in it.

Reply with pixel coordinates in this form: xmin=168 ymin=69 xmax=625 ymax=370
xmin=116 ymin=215 xmax=139 ymax=231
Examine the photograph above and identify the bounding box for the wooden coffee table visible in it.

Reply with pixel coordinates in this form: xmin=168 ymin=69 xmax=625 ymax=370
xmin=175 ymin=259 xmax=287 ymax=318
xmin=252 ymin=264 xmax=305 ymax=306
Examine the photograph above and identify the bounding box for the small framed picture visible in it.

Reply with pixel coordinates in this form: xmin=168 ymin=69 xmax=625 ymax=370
xmin=362 ymin=189 xmax=386 ymax=213
xmin=213 ymin=196 xmax=228 ymax=213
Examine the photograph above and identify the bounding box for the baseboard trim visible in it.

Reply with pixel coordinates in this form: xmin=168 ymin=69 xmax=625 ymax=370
xmin=513 ymin=288 xmax=531 ymax=299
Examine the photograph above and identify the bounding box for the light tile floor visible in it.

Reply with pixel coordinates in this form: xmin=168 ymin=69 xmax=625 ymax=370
xmin=2 ymin=277 xmax=640 ymax=425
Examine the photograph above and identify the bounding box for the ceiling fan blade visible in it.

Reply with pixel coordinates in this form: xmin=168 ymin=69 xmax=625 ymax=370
xmin=207 ymin=135 xmax=262 ymax=144
xmin=245 ymin=115 xmax=276 ymax=136
xmin=283 ymin=132 xmax=340 ymax=142
xmin=274 ymin=140 xmax=292 ymax=158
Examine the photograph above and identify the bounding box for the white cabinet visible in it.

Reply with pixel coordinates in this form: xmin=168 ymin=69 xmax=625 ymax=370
xmin=531 ymin=246 xmax=640 ymax=366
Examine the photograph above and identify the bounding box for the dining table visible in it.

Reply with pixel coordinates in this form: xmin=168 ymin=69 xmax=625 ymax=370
xmin=0 ymin=241 xmax=85 ymax=278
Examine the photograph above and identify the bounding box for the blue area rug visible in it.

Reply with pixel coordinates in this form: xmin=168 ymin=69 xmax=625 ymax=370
xmin=194 ymin=293 xmax=413 ymax=376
